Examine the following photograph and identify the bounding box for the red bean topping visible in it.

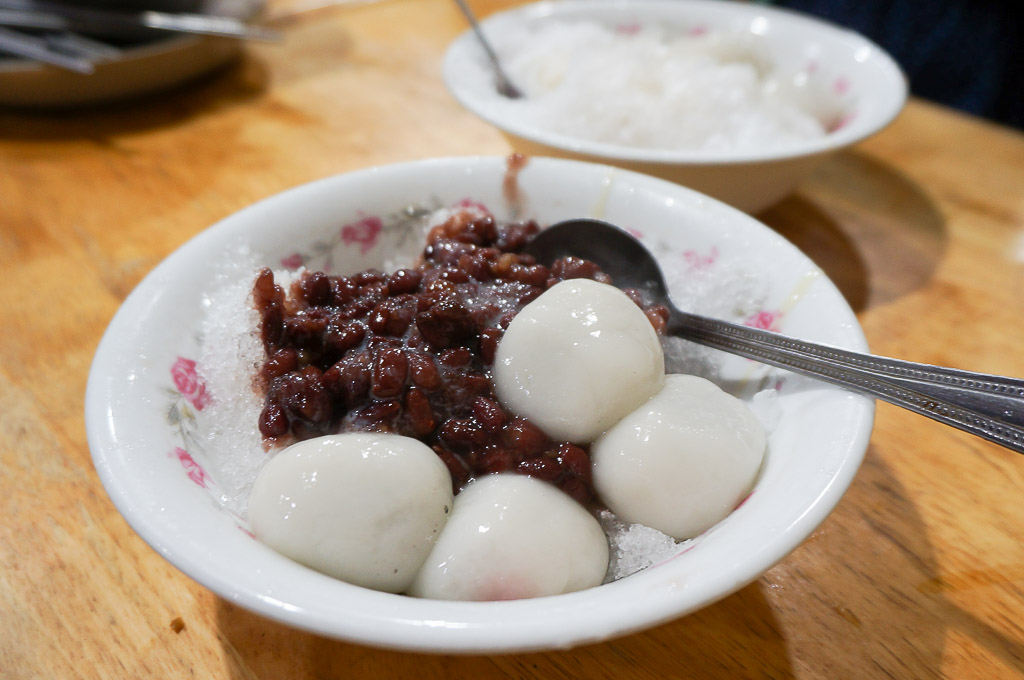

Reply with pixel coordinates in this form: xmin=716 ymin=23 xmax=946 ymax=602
xmin=341 ymin=296 xmax=377 ymax=319
xmin=300 ymin=271 xmax=332 ymax=306
xmin=258 ymin=402 xmax=289 ymax=438
xmin=497 ymin=311 xmax=516 ymax=329
xmin=456 ymin=253 xmax=492 ymax=281
xmin=253 ymin=208 xmax=668 ymax=505
xmin=368 ymin=295 xmax=416 ymax=336
xmin=416 ymin=298 xmax=476 ymax=348
xmin=407 ymin=351 xmax=442 ymax=390
xmin=438 ymin=346 xmax=472 ymax=367
xmin=387 ymin=269 xmax=422 ymax=295
xmin=275 ymin=367 xmax=330 ymax=424
xmin=459 ymin=373 xmax=491 ymax=396
xmin=479 ymin=446 xmax=515 ymax=474
xmin=507 ymin=263 xmax=550 ymax=288
xmin=478 ymin=328 xmax=502 ymax=365
xmin=439 ymin=418 xmax=487 ymax=452
xmin=405 ymin=387 xmax=436 ymax=437
xmin=372 ymin=347 xmax=408 ymax=398
xmin=354 ymin=269 xmax=386 ymax=286
xmin=261 ymin=347 xmax=298 ymax=383
xmin=329 ymin=276 xmax=359 ymax=306
xmin=623 ymin=287 xmax=645 ymax=308
xmin=472 ymin=396 xmax=506 ymax=432
xmin=253 ymin=268 xmax=286 ymax=352
xmin=494 ymin=220 xmax=538 ymax=251
xmin=490 ymin=252 xmax=518 ymax=278
xmin=356 ymin=399 xmax=401 ymax=424
xmin=335 ymin=353 xmax=371 ymax=405
xmin=560 ymin=477 xmax=590 ymax=505
xmin=550 ymin=256 xmax=603 ymax=281
xmin=323 ymin=319 xmax=366 ymax=356
xmin=645 ymin=306 xmax=670 ymax=334
xmin=435 ymin=446 xmax=471 ymax=489
xmin=557 ymin=443 xmax=591 ymax=481
xmin=461 ymin=216 xmax=498 ymax=245
xmin=359 ymin=281 xmax=389 ymax=300
xmin=517 ymin=456 xmax=561 ymax=482
xmin=501 ymin=418 xmax=548 ymax=458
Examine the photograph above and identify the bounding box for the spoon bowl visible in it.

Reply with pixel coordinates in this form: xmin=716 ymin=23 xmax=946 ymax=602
xmin=526 ymin=218 xmax=1024 ymax=456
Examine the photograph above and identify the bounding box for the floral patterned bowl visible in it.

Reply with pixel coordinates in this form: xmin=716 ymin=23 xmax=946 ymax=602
xmin=85 ymin=156 xmax=874 ymax=653
xmin=443 ymin=0 xmax=907 ymax=213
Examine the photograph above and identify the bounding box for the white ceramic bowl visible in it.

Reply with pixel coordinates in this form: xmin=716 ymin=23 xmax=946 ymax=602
xmin=85 ymin=156 xmax=874 ymax=653
xmin=443 ymin=0 xmax=907 ymax=213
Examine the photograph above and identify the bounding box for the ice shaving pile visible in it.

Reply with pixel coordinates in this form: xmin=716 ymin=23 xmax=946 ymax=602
xmin=477 ymin=19 xmax=843 ymax=152
xmin=197 ymin=204 xmax=778 ymax=599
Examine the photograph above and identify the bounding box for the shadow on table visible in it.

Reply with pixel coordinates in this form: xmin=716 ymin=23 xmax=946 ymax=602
xmin=759 ymin=150 xmax=947 ymax=314
xmin=214 ymin=581 xmax=796 ymax=679
xmin=770 ymin=442 xmax=1024 ymax=677
xmin=0 ymin=53 xmax=271 ymax=141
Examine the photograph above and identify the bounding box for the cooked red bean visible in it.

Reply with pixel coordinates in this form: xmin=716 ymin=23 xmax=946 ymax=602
xmin=258 ymin=402 xmax=289 ymax=438
xmin=472 ymin=396 xmax=506 ymax=432
xmin=323 ymin=319 xmax=366 ymax=356
xmin=261 ymin=347 xmax=298 ymax=383
xmin=387 ymin=268 xmax=422 ymax=295
xmin=502 ymin=418 xmax=548 ymax=458
xmin=372 ymin=347 xmax=408 ymax=398
xmin=416 ymin=298 xmax=476 ymax=349
xmin=368 ymin=296 xmax=416 ymax=336
xmin=405 ymin=387 xmax=436 ymax=437
xmin=478 ymin=328 xmax=501 ymax=365
xmin=407 ymin=351 xmax=442 ymax=390
xmin=300 ymin=271 xmax=332 ymax=306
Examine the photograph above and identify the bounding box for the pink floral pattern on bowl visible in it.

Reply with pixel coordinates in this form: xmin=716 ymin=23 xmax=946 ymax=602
xmin=169 ymin=447 xmax=208 ymax=488
xmin=341 ymin=215 xmax=384 ymax=254
xmin=171 ymin=356 xmax=210 ymax=411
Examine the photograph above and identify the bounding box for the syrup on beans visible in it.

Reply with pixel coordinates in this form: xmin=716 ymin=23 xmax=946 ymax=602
xmin=253 ymin=208 xmax=669 ymax=505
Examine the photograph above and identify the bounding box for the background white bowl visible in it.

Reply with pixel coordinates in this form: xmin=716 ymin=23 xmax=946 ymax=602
xmin=443 ymin=0 xmax=907 ymax=213
xmin=85 ymin=156 xmax=874 ymax=653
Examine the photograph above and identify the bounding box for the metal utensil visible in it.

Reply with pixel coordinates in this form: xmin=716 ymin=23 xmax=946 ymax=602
xmin=523 ymin=218 xmax=1024 ymax=455
xmin=0 ymin=24 xmax=93 ymax=70
xmin=0 ymin=0 xmax=280 ymax=41
xmin=452 ymin=0 xmax=521 ymax=98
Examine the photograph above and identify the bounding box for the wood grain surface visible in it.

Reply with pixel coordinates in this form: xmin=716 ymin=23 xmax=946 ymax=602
xmin=1 ymin=1 xmax=1023 ymax=678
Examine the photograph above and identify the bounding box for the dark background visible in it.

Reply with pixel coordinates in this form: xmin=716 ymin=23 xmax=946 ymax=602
xmin=770 ymin=0 xmax=1024 ymax=130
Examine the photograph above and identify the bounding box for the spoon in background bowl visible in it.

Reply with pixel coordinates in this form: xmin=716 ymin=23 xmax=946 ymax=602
xmin=452 ymin=0 xmax=522 ymax=99
xmin=524 ymin=218 xmax=1024 ymax=456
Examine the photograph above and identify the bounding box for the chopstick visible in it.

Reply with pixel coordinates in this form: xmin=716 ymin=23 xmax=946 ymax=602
xmin=0 ymin=0 xmax=280 ymax=42
xmin=0 ymin=24 xmax=93 ymax=71
xmin=44 ymin=30 xmax=121 ymax=60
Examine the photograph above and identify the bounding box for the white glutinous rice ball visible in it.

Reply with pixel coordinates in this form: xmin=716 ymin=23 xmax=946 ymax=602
xmin=591 ymin=374 xmax=766 ymax=540
xmin=493 ymin=279 xmax=664 ymax=443
xmin=407 ymin=473 xmax=609 ymax=601
xmin=247 ymin=433 xmax=453 ymax=593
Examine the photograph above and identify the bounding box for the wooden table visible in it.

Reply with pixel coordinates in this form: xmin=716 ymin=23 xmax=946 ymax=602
xmin=2 ymin=1 xmax=1023 ymax=677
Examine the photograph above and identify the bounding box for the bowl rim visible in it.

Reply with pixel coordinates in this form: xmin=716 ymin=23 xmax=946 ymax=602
xmin=85 ymin=155 xmax=875 ymax=653
xmin=442 ymin=0 xmax=908 ymax=166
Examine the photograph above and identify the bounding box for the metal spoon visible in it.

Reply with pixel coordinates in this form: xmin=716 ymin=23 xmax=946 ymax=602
xmin=523 ymin=218 xmax=1024 ymax=455
xmin=452 ymin=0 xmax=522 ymax=99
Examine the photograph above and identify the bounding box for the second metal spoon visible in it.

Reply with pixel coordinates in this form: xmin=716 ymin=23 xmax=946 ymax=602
xmin=523 ymin=218 xmax=1024 ymax=456
xmin=452 ymin=0 xmax=522 ymax=99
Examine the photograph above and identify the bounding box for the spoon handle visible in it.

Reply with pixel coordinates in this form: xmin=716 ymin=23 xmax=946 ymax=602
xmin=452 ymin=0 xmax=522 ymax=98
xmin=668 ymin=309 xmax=1024 ymax=455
